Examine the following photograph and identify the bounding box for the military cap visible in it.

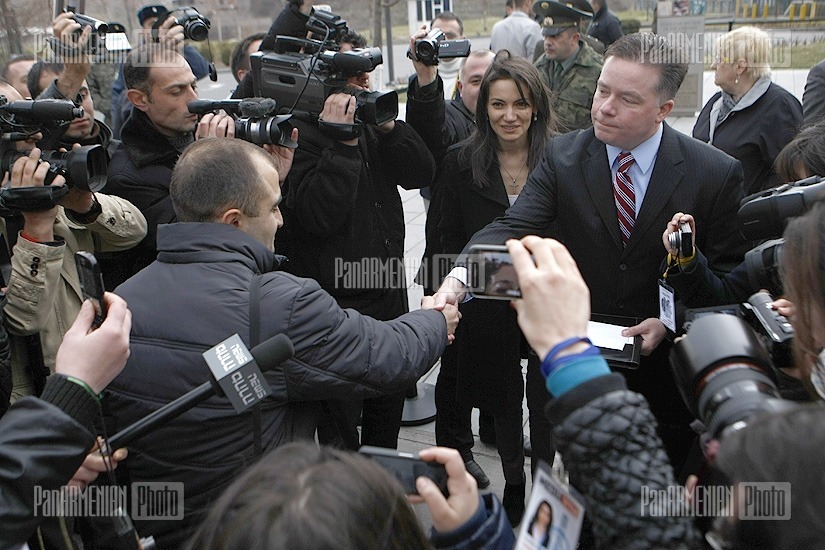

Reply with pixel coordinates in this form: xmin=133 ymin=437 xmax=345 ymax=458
xmin=533 ymin=0 xmax=594 ymax=37
xmin=137 ymin=5 xmax=168 ymax=26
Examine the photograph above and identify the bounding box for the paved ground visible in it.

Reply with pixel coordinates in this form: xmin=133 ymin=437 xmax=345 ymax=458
xmin=396 ymin=68 xmax=811 ymax=527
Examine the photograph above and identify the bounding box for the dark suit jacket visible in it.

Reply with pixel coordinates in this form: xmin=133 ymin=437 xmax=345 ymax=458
xmin=803 ymin=59 xmax=825 ymax=129
xmin=459 ymin=123 xmax=747 ymax=420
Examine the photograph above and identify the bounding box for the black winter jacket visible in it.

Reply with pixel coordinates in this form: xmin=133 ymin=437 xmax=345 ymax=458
xmin=105 ymin=222 xmax=448 ymax=547
xmin=281 ymin=116 xmax=434 ymax=320
xmin=0 ymin=375 xmax=99 ymax=547
xmin=545 ymin=373 xmax=703 ymax=549
xmin=101 ymin=109 xmax=183 ymax=288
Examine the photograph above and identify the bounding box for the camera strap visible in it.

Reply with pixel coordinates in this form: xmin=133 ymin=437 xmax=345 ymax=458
xmin=318 ymin=120 xmax=362 ymax=142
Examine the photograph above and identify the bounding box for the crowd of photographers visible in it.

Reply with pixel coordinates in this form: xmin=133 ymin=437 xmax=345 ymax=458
xmin=1 ymin=0 xmax=825 ymax=548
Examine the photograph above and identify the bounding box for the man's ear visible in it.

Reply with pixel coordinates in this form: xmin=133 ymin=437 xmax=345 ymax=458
xmin=126 ymin=88 xmax=150 ymax=112
xmin=219 ymin=208 xmax=243 ymax=228
xmin=657 ymin=99 xmax=674 ymax=122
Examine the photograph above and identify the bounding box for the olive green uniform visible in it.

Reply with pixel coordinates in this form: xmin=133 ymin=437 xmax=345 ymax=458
xmin=535 ymin=40 xmax=603 ymax=132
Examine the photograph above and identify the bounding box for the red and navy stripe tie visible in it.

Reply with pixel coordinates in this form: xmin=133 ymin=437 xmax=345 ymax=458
xmin=614 ymin=151 xmax=635 ymax=246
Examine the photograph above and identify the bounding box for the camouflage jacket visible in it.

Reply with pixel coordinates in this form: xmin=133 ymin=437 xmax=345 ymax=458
xmin=536 ymin=41 xmax=603 ymax=132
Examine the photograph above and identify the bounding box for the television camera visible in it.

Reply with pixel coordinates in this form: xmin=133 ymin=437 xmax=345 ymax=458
xmin=187 ymin=98 xmax=297 ymax=148
xmin=250 ymin=9 xmax=398 ymax=126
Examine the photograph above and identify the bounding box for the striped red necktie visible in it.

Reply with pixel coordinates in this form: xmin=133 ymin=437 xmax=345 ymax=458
xmin=614 ymin=152 xmax=636 ymax=246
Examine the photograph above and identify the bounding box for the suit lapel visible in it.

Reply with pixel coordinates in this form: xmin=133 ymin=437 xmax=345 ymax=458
xmin=627 ymin=124 xmax=685 ymax=254
xmin=582 ymin=137 xmax=624 ymax=250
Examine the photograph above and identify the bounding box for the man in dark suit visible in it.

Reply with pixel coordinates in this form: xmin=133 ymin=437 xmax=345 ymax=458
xmin=802 ymin=58 xmax=825 ymax=128
xmin=434 ymin=33 xmax=747 ymax=476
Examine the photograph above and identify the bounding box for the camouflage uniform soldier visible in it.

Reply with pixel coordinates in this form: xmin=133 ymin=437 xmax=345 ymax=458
xmin=534 ymin=0 xmax=603 ymax=132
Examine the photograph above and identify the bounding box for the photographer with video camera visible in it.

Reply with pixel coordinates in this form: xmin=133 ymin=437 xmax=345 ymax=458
xmin=509 ymin=234 xmax=825 ymax=548
xmin=32 ymin=12 xmax=118 ymax=156
xmin=268 ymin=13 xmax=435 ymax=450
xmin=0 ymin=81 xmax=146 ymax=404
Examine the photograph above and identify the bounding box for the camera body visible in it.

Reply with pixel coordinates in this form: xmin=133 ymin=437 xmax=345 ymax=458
xmin=154 ymin=7 xmax=210 ymax=42
xmin=0 ymin=96 xmax=108 ymax=212
xmin=359 ymin=446 xmax=448 ymax=497
xmin=413 ymin=28 xmax=472 ymax=66
xmin=466 ymin=244 xmax=522 ymax=300
xmin=671 ymin=308 xmax=796 ymax=440
xmin=668 ymin=222 xmax=693 ymax=258
xmin=251 ymin=10 xmax=398 ymax=126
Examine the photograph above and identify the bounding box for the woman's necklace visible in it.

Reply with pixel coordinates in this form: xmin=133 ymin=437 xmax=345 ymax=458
xmin=501 ymin=162 xmax=527 ymax=193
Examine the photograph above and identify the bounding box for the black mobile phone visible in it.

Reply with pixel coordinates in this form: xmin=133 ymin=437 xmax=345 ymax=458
xmin=75 ymin=251 xmax=106 ymax=329
xmin=467 ymin=244 xmax=521 ymax=300
xmin=358 ymin=446 xmax=449 ymax=497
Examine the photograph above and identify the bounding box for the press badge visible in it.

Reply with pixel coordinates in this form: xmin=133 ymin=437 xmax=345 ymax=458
xmin=659 ymin=279 xmax=676 ymax=333
xmin=515 ymin=461 xmax=584 ymax=550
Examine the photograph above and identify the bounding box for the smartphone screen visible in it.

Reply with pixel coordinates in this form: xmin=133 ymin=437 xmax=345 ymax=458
xmin=75 ymin=251 xmax=107 ymax=329
xmin=467 ymin=244 xmax=521 ymax=300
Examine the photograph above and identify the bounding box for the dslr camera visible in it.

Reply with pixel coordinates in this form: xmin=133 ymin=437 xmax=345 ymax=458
xmin=670 ymin=301 xmax=797 ymax=440
xmin=412 ymin=28 xmax=471 ymax=66
xmin=187 ymin=98 xmax=297 ymax=148
xmin=250 ymin=9 xmax=398 ymax=126
xmin=153 ymin=6 xmax=211 ymax=42
xmin=0 ymin=95 xmax=107 ymax=212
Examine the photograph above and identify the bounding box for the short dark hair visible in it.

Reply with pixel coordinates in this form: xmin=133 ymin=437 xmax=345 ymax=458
xmin=26 ymin=61 xmax=64 ymax=98
xmin=230 ymin=32 xmax=266 ymax=84
xmin=1 ymin=54 xmax=35 ymax=81
xmin=123 ymin=44 xmax=183 ymax=95
xmin=605 ymin=33 xmax=688 ymax=101
xmin=337 ymin=31 xmax=367 ymax=49
xmin=775 ymin=123 xmax=825 ymax=183
xmin=432 ymin=11 xmax=464 ymax=35
xmin=171 ymin=139 xmax=275 ymax=222
xmin=186 ymin=442 xmax=430 ymax=550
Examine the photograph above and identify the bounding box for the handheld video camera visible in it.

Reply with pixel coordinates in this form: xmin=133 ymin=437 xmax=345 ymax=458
xmin=0 ymin=95 xmax=107 ymax=212
xmin=153 ymin=6 xmax=211 ymax=42
xmin=411 ymin=28 xmax=472 ymax=66
xmin=187 ymin=98 xmax=297 ymax=148
xmin=53 ymin=0 xmax=130 ymax=56
xmin=250 ymin=9 xmax=398 ymax=126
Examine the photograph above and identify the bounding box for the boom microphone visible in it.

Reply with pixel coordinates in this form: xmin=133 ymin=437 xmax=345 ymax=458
xmin=106 ymin=333 xmax=294 ymax=450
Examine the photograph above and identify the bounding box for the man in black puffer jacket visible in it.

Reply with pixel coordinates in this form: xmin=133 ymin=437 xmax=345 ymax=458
xmin=105 ymin=139 xmax=459 ymax=549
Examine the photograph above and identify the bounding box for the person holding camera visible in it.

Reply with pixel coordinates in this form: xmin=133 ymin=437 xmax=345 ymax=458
xmin=0 ymin=78 xmax=146 ymax=403
xmin=433 ymin=33 xmax=749 ymax=480
xmin=186 ymin=443 xmax=515 ymax=550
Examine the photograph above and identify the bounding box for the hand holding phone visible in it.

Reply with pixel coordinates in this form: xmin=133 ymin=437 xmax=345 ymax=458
xmin=359 ymin=446 xmax=449 ymax=497
xmin=467 ymin=244 xmax=523 ymax=300
xmin=75 ymin=251 xmax=106 ymax=329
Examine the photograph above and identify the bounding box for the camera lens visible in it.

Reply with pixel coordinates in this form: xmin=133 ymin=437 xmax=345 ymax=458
xmin=235 ymin=117 xmax=295 ymax=147
xmin=183 ymin=19 xmax=209 ymax=41
xmin=668 ymin=231 xmax=681 ymax=252
xmin=41 ymin=145 xmax=108 ymax=192
xmin=415 ymin=39 xmax=437 ymax=60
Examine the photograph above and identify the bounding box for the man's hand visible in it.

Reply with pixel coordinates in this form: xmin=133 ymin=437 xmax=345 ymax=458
xmin=67 ymin=437 xmax=127 ymax=492
xmin=508 ymin=236 xmax=591 ymax=360
xmin=319 ymin=93 xmax=358 ymax=145
xmin=662 ymin=212 xmax=696 ymax=257
xmin=411 ymin=447 xmax=479 ymax=533
xmin=55 ymin=292 xmax=132 ymax=394
xmin=3 ymin=148 xmax=64 ymax=242
xmin=422 ymin=296 xmax=461 ymax=343
xmin=622 ymin=318 xmax=667 ymax=355
xmin=154 ymin=16 xmax=185 ymax=50
xmin=433 ymin=276 xmax=467 ymax=310
xmin=262 ymin=127 xmax=299 ymax=184
xmin=409 ymin=25 xmax=438 ymax=87
xmin=195 ymin=112 xmax=236 ymax=139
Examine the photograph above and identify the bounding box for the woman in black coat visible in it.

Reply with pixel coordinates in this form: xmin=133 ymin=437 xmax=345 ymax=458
xmin=693 ymin=26 xmax=802 ymax=197
xmin=438 ymin=49 xmax=556 ymax=526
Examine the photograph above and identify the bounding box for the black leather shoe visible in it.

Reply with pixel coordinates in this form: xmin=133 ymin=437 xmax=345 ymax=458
xmin=523 ymin=435 xmax=532 ymax=458
xmin=464 ymin=459 xmax=491 ymax=489
xmin=503 ymin=480 xmax=526 ymax=527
